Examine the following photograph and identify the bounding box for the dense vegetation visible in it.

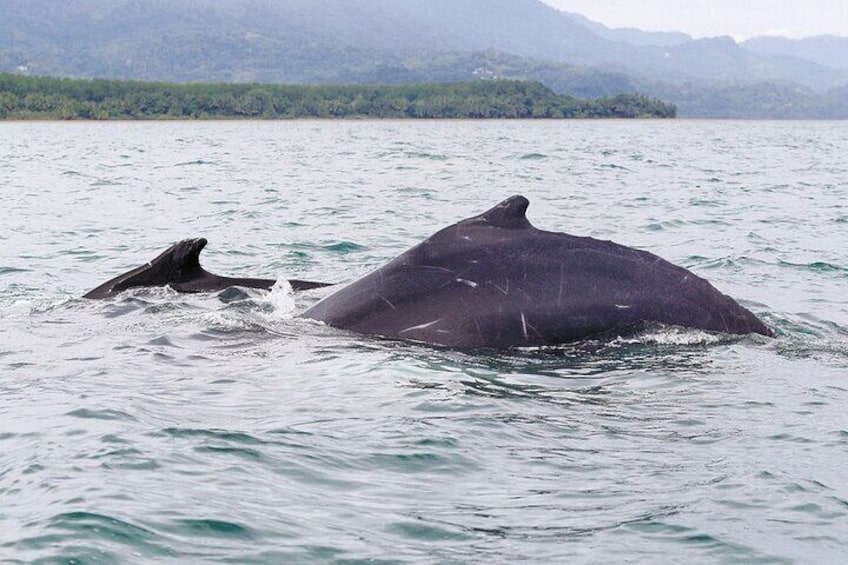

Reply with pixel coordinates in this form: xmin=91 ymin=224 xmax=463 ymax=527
xmin=3 ymin=0 xmax=847 ymax=118
xmin=0 ymin=74 xmax=676 ymax=119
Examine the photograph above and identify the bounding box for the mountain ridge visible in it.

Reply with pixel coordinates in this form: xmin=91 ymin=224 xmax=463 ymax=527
xmin=2 ymin=0 xmax=846 ymax=117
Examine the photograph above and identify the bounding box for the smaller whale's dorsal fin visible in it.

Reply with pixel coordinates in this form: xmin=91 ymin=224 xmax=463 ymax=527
xmin=82 ymin=238 xmax=208 ymax=298
xmin=152 ymin=237 xmax=206 ymax=279
xmin=468 ymin=195 xmax=531 ymax=230
xmin=114 ymin=238 xmax=206 ymax=289
xmin=84 ymin=237 xmax=332 ymax=299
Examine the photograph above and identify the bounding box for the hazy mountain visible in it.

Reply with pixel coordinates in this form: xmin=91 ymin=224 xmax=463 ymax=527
xmin=561 ymin=12 xmax=846 ymax=91
xmin=564 ymin=11 xmax=692 ymax=47
xmin=2 ymin=0 xmax=847 ymax=117
xmin=743 ymin=35 xmax=848 ymax=71
xmin=1 ymin=0 xmax=608 ymax=79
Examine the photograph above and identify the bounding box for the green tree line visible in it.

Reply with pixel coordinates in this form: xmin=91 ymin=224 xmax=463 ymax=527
xmin=0 ymin=74 xmax=676 ymax=119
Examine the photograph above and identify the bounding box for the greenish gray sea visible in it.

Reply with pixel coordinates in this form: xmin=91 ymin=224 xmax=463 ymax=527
xmin=1 ymin=120 xmax=846 ymax=564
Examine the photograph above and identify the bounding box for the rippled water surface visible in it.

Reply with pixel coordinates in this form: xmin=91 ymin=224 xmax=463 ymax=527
xmin=1 ymin=120 xmax=847 ymax=564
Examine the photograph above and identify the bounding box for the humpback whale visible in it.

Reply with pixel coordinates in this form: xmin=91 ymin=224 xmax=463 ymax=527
xmin=84 ymin=197 xmax=772 ymax=348
xmin=83 ymin=238 xmax=330 ymax=299
xmin=301 ymin=195 xmax=773 ymax=348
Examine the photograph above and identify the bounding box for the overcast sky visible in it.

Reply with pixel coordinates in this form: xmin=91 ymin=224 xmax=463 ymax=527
xmin=541 ymin=0 xmax=848 ymax=40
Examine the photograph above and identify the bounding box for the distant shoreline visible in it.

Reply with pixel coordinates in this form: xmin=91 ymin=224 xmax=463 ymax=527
xmin=0 ymin=74 xmax=676 ymax=120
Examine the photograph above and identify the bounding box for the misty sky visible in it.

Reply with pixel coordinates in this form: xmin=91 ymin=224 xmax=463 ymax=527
xmin=542 ymin=0 xmax=848 ymax=40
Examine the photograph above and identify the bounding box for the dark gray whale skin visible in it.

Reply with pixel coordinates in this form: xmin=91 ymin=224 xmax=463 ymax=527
xmin=83 ymin=238 xmax=330 ymax=299
xmin=301 ymin=195 xmax=773 ymax=349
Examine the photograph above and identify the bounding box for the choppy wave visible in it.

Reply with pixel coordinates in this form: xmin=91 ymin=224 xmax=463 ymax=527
xmin=1 ymin=120 xmax=846 ymax=563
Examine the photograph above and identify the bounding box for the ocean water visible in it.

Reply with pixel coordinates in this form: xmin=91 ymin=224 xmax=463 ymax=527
xmin=0 ymin=119 xmax=846 ymax=564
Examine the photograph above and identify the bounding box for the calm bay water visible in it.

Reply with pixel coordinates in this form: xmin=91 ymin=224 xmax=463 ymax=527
xmin=1 ymin=120 xmax=847 ymax=564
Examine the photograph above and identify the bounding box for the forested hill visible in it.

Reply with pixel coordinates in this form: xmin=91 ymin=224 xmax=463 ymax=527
xmin=0 ymin=75 xmax=677 ymax=120
xmin=2 ymin=0 xmax=847 ymax=117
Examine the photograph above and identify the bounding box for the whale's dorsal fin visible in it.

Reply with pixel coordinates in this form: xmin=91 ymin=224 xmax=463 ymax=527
xmin=83 ymin=238 xmax=208 ymax=298
xmin=465 ymin=195 xmax=531 ymax=230
xmin=149 ymin=237 xmax=205 ymax=281
xmin=84 ymin=238 xmax=332 ymax=298
xmin=123 ymin=237 xmax=207 ymax=288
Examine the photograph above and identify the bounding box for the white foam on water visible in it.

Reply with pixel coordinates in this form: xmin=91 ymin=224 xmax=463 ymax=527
xmin=266 ymin=279 xmax=296 ymax=319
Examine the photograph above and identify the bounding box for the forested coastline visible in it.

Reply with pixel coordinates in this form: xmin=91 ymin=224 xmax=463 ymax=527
xmin=0 ymin=74 xmax=676 ymax=119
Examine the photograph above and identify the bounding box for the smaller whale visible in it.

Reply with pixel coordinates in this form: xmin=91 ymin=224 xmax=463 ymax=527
xmin=83 ymin=238 xmax=330 ymax=299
